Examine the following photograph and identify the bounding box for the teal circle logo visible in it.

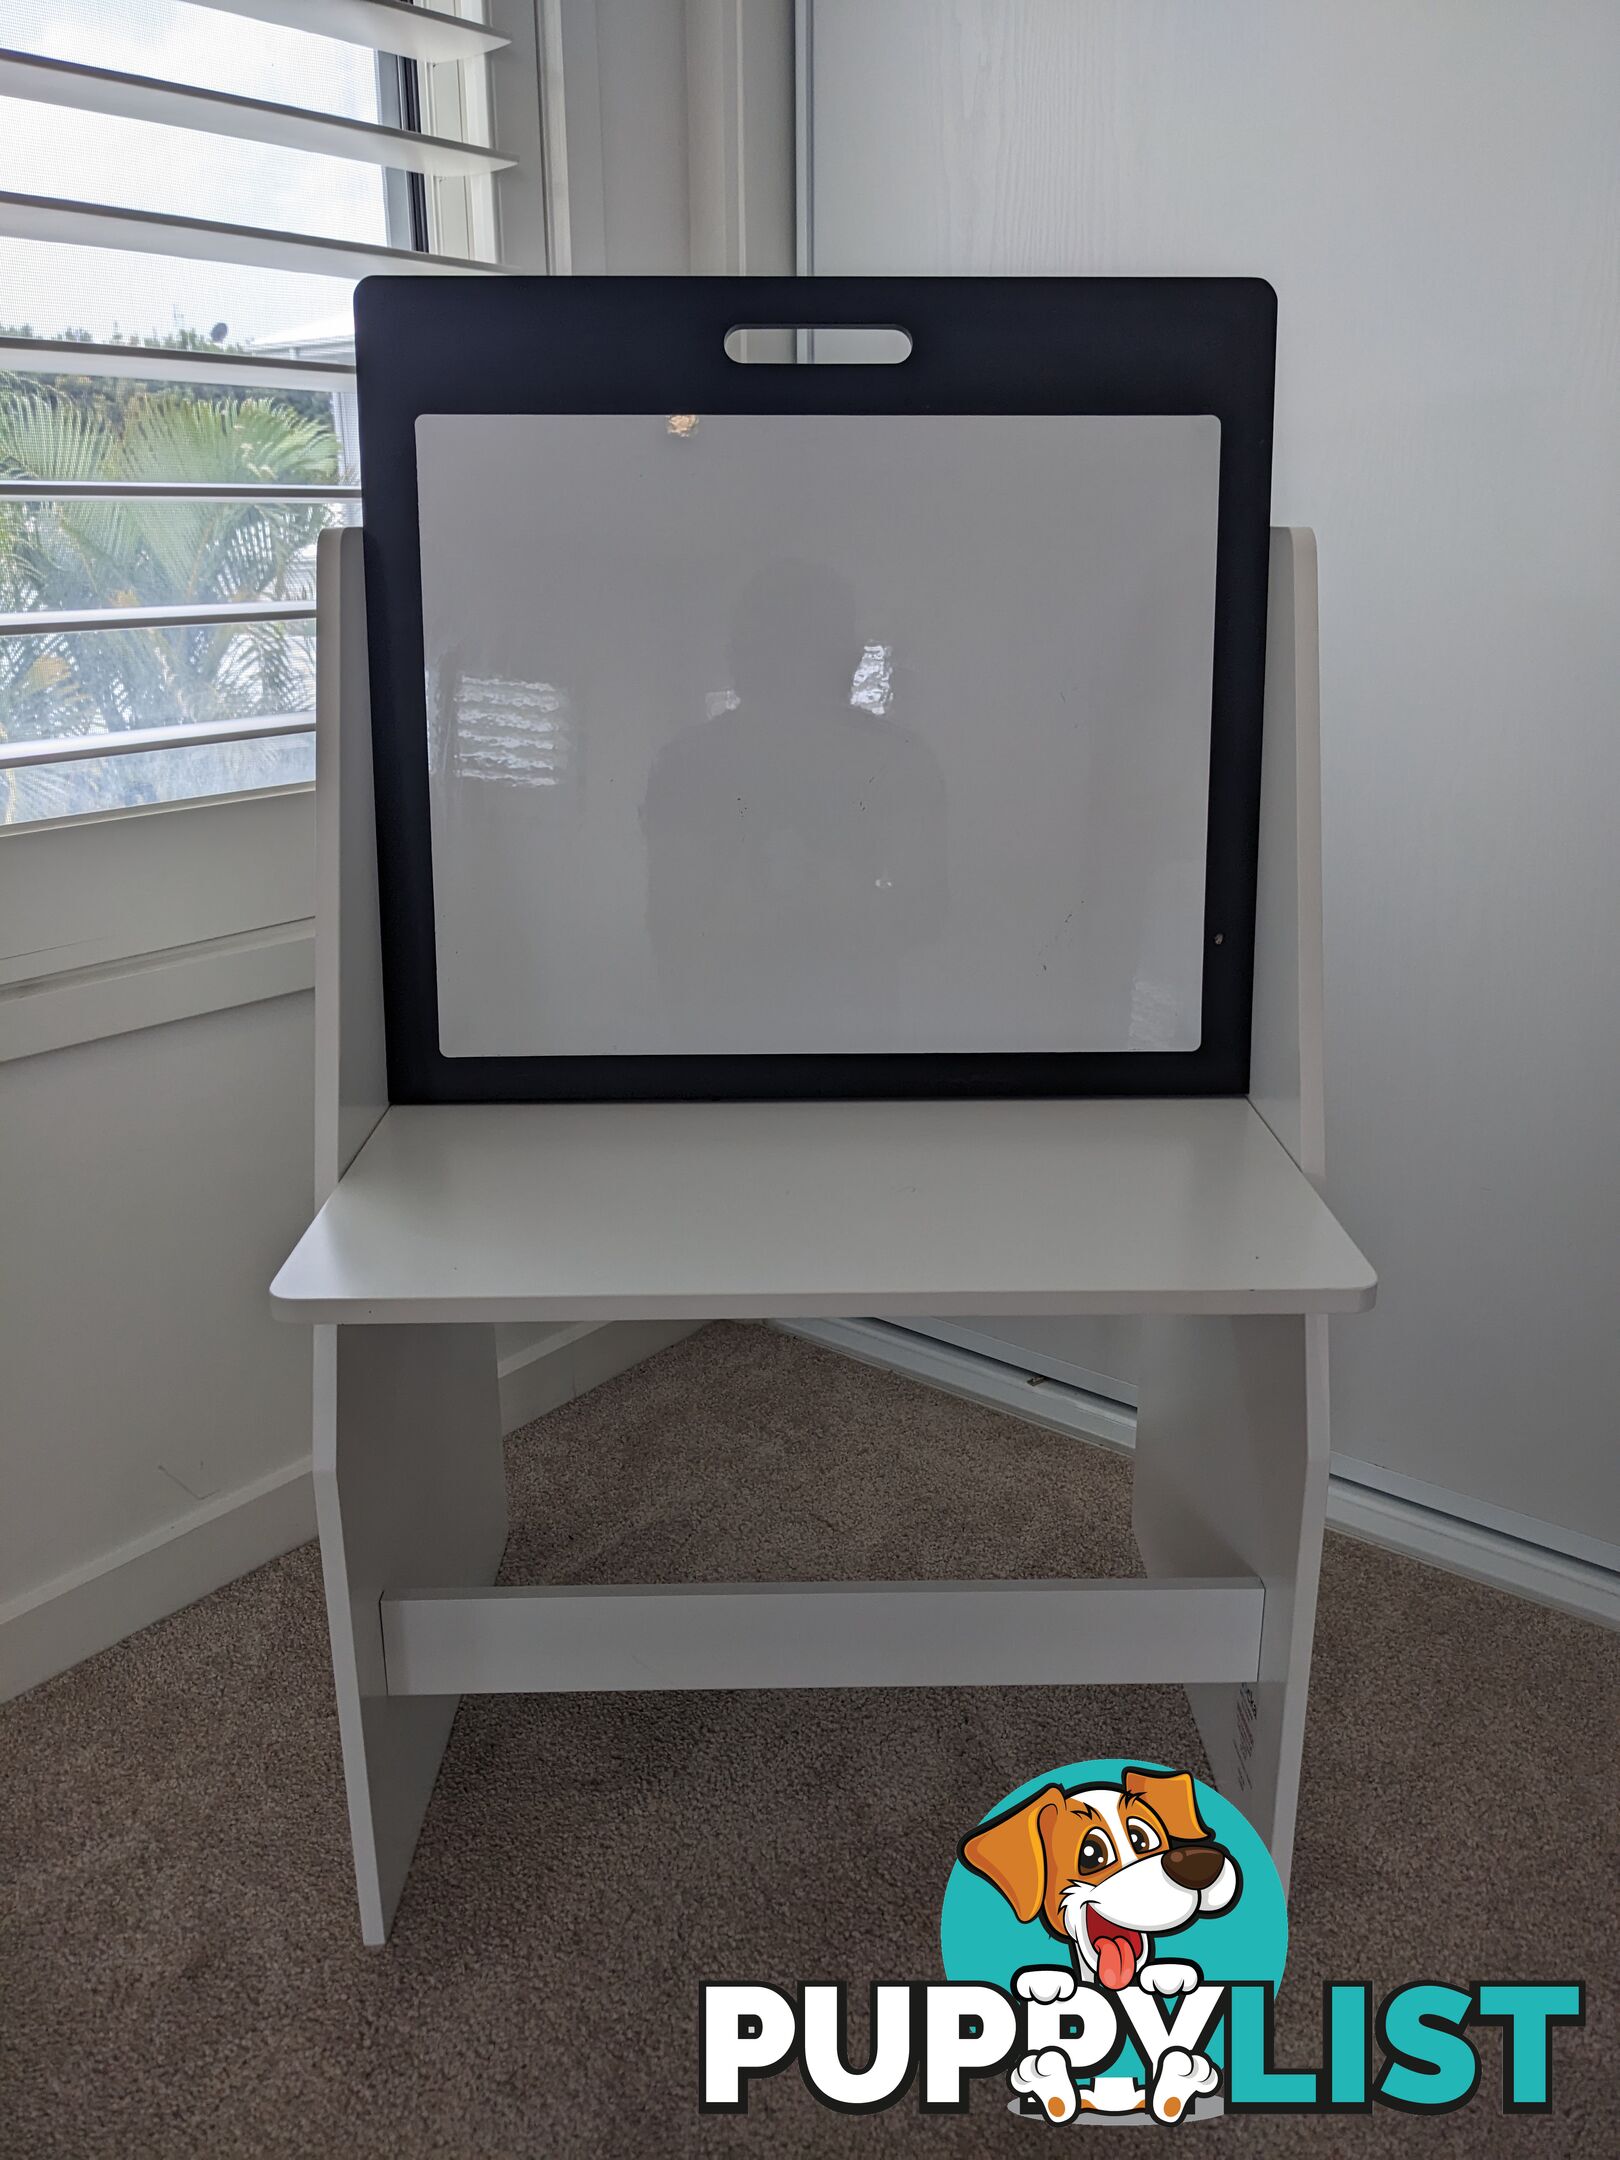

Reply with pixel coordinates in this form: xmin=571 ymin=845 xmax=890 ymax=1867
xmin=940 ymin=1759 xmax=1286 ymax=2113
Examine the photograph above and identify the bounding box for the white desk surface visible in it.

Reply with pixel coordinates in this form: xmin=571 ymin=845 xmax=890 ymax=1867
xmin=271 ymin=1097 xmax=1375 ymax=1324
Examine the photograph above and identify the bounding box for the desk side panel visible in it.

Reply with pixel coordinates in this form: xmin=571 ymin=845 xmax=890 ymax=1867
xmin=1133 ymin=1310 xmax=1332 ymax=1892
xmin=1249 ymin=527 xmax=1326 ymax=1184
xmin=314 ymin=524 xmax=387 ymax=1205
xmin=313 ymin=1321 xmax=506 ymax=1943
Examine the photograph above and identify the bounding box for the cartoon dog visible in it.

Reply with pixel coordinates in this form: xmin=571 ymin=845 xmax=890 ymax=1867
xmin=961 ymin=1767 xmax=1239 ymax=2123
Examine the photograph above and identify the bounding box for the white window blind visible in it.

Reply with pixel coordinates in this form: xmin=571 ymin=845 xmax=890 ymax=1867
xmin=0 ymin=0 xmax=515 ymax=826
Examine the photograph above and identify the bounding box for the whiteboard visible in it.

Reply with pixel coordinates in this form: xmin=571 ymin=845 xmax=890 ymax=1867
xmin=416 ymin=411 xmax=1220 ymax=1060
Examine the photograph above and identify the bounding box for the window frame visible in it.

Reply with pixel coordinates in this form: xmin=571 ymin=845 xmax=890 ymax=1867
xmin=0 ymin=0 xmax=534 ymax=1058
xmin=0 ymin=0 xmax=515 ymax=837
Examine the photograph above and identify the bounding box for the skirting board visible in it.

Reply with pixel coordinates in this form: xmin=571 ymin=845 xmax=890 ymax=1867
xmin=781 ymin=1319 xmax=1620 ymax=1633
xmin=1324 ymin=1480 xmax=1620 ymax=1633
xmin=0 ymin=1458 xmax=316 ymax=1703
xmin=776 ymin=1317 xmax=1140 ymax=1453
xmin=1 ymin=1317 xmax=700 ymax=1702
xmin=497 ymin=1318 xmax=700 ymax=1430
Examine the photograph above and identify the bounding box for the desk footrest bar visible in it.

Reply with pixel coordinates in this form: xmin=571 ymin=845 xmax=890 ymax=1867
xmin=379 ymin=1576 xmax=1264 ymax=1695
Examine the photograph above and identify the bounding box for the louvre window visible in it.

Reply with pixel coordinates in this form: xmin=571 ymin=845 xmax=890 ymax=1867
xmin=0 ymin=0 xmax=511 ymax=825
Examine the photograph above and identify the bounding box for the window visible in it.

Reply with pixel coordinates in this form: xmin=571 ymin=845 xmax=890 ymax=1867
xmin=0 ymin=0 xmax=513 ymax=825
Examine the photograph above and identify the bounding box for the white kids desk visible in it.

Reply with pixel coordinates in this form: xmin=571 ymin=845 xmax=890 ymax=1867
xmin=273 ymin=520 xmax=1373 ymax=1944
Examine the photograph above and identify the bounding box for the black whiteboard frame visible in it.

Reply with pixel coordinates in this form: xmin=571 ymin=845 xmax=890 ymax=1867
xmin=355 ymin=275 xmax=1276 ymax=1104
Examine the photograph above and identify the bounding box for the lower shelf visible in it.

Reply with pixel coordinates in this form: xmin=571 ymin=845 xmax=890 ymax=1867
xmin=378 ymin=1576 xmax=1264 ymax=1695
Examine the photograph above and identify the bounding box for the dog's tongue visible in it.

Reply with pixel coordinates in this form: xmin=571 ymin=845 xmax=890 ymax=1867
xmin=1095 ymin=1932 xmax=1138 ymax=1991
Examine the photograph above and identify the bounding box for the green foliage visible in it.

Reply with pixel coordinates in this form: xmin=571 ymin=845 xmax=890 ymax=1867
xmin=0 ymin=377 xmax=344 ymax=749
xmin=0 ymin=320 xmax=338 ymax=432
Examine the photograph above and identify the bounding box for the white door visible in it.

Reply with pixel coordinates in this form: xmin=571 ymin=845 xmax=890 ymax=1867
xmin=802 ymin=0 xmax=1620 ymax=1548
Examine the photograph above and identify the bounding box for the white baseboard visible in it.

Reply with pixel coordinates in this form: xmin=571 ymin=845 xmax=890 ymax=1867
xmin=3 ymin=1318 xmax=702 ymax=1703
xmin=1326 ymin=1452 xmax=1620 ymax=1577
xmin=784 ymin=1319 xmax=1620 ymax=1633
xmin=497 ymin=1317 xmax=701 ymax=1430
xmin=497 ymin=1321 xmax=601 ymax=1427
xmin=1325 ymin=1479 xmax=1620 ymax=1631
xmin=777 ymin=1316 xmax=1137 ymax=1452
xmin=0 ymin=1459 xmax=316 ymax=1703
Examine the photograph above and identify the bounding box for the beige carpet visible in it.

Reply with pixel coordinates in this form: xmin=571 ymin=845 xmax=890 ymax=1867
xmin=2 ymin=1322 xmax=1616 ymax=2157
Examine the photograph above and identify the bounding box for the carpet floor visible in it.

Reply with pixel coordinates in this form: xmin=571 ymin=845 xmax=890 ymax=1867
xmin=3 ymin=1322 xmax=1616 ymax=2157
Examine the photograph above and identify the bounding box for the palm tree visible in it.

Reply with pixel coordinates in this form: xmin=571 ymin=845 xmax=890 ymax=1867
xmin=0 ymin=379 xmax=343 ymax=819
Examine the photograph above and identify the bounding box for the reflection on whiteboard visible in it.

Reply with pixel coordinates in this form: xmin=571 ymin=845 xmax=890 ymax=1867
xmin=416 ymin=411 xmax=1220 ymax=1058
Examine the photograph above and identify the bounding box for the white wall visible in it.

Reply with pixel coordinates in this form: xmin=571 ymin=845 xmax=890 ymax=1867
xmin=0 ymin=986 xmax=320 ymax=1692
xmin=3 ymin=996 xmax=314 ymax=1578
xmin=807 ymin=0 xmax=1620 ymax=1547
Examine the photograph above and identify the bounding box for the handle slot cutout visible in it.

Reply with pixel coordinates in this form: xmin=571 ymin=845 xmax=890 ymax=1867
xmin=723 ymin=325 xmax=912 ymax=365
